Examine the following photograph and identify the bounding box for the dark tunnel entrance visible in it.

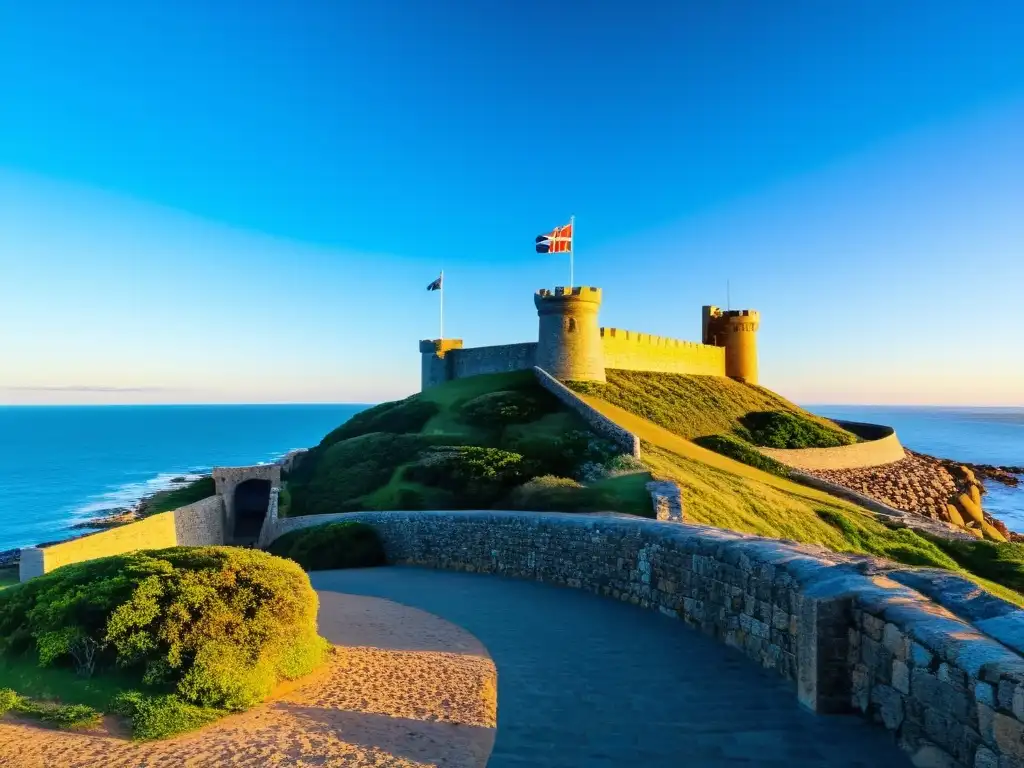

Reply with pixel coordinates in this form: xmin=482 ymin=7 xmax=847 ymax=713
xmin=233 ymin=479 xmax=272 ymax=543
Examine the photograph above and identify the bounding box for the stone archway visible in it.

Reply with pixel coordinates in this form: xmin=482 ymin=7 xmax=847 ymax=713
xmin=232 ymin=478 xmax=272 ymax=543
xmin=213 ymin=464 xmax=281 ymax=545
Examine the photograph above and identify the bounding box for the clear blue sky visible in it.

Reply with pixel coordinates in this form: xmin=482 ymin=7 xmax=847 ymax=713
xmin=1 ymin=1 xmax=1022 ymax=405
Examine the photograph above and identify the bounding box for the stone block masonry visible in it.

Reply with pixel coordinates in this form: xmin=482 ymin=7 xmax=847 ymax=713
xmin=532 ymin=366 xmax=640 ymax=458
xmin=267 ymin=509 xmax=1024 ymax=767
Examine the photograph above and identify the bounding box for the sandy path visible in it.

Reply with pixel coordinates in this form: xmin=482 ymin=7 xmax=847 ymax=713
xmin=0 ymin=591 xmax=496 ymax=768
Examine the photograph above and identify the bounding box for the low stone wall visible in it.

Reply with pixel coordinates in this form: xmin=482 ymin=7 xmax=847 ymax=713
xmin=265 ymin=509 xmax=1024 ymax=767
xmin=19 ymin=496 xmax=225 ymax=581
xmin=757 ymin=421 xmax=905 ymax=471
xmin=533 ymin=366 xmax=641 ymax=458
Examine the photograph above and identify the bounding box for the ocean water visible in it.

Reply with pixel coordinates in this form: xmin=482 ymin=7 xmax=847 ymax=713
xmin=810 ymin=405 xmax=1024 ymax=531
xmin=0 ymin=404 xmax=366 ymax=552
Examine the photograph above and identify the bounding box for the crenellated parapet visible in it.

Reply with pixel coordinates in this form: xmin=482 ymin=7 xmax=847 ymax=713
xmin=416 ymin=289 xmax=763 ymax=390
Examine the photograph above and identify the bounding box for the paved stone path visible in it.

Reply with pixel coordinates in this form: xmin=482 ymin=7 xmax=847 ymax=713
xmin=312 ymin=567 xmax=911 ymax=768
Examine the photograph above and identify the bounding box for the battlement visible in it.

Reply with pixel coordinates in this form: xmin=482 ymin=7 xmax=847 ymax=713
xmin=720 ymin=309 xmax=760 ymax=320
xmin=419 ymin=338 xmax=464 ymax=357
xmin=535 ymin=286 xmax=602 ymax=308
xmin=600 ymin=328 xmax=720 ymax=351
xmin=418 ymin=289 xmax=761 ymax=391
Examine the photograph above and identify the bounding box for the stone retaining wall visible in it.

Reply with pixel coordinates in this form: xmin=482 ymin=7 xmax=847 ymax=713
xmin=757 ymin=421 xmax=906 ymax=470
xmin=19 ymin=497 xmax=225 ymax=581
xmin=533 ymin=366 xmax=641 ymax=458
xmin=266 ymin=510 xmax=1024 ymax=767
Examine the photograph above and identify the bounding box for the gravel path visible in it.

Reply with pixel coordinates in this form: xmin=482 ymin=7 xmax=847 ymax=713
xmin=312 ymin=566 xmax=911 ymax=768
xmin=0 ymin=592 xmax=496 ymax=768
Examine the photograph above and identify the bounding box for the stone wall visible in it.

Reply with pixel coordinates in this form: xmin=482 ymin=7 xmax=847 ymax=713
xmin=532 ymin=366 xmax=641 ymax=458
xmin=600 ymin=328 xmax=726 ymax=376
xmin=19 ymin=497 xmax=225 ymax=581
xmin=758 ymin=422 xmax=906 ymax=471
xmin=173 ymin=495 xmax=225 ymax=546
xmin=449 ymin=342 xmax=538 ymax=379
xmin=265 ymin=509 xmax=1024 ymax=767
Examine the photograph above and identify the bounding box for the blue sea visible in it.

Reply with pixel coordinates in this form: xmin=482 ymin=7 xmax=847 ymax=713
xmin=0 ymin=405 xmax=366 ymax=552
xmin=1 ymin=404 xmax=1022 ymax=553
xmin=810 ymin=406 xmax=1024 ymax=531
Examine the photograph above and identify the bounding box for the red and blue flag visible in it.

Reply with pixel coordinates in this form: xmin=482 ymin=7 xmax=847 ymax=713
xmin=535 ymin=221 xmax=573 ymax=254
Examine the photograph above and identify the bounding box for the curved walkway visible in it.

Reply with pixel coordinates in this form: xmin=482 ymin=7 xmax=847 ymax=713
xmin=313 ymin=566 xmax=911 ymax=768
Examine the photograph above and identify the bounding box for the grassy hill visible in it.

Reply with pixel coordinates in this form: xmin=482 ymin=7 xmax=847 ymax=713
xmin=568 ymin=370 xmax=857 ymax=472
xmin=570 ymin=370 xmax=1024 ymax=605
xmin=286 ymin=371 xmax=654 ymax=518
xmin=284 ymin=368 xmax=1024 ymax=605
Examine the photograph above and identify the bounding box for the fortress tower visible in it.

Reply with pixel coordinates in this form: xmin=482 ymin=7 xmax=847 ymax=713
xmin=419 ymin=338 xmax=464 ymax=390
xmin=702 ymin=306 xmax=761 ymax=385
xmin=534 ymin=286 xmax=606 ymax=382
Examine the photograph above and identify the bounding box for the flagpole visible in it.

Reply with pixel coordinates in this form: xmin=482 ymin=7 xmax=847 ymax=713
xmin=440 ymin=270 xmax=444 ymax=339
xmin=569 ymin=215 xmax=575 ymax=288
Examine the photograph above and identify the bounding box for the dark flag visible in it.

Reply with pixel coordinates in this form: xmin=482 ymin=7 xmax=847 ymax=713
xmin=426 ymin=275 xmax=443 ymax=291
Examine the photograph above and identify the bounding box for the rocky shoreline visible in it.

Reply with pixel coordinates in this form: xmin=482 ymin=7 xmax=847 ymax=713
xmin=805 ymin=449 xmax=1020 ymax=542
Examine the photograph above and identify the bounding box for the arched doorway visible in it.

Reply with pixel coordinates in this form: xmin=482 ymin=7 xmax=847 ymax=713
xmin=232 ymin=479 xmax=271 ymax=543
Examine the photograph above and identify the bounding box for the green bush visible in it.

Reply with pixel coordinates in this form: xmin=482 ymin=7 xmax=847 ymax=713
xmin=0 ymin=547 xmax=328 ymax=716
xmin=502 ymin=428 xmax=619 ymax=478
xmin=112 ymin=690 xmax=223 ymax=741
xmin=739 ymin=411 xmax=856 ymax=449
xmin=459 ymin=390 xmax=555 ymax=428
xmin=291 ymin=433 xmax=430 ymax=516
xmin=406 ymin=446 xmax=532 ymax=507
xmin=694 ymin=434 xmax=792 ymax=478
xmin=506 ymin=476 xmax=592 ymax=512
xmin=922 ymin=537 xmax=1024 ymax=594
xmin=816 ymin=510 xmax=960 ymax=569
xmin=0 ymin=687 xmax=100 ymax=729
xmin=320 ymin=398 xmax=439 ymax=447
xmin=267 ymin=522 xmax=386 ymax=571
xmin=0 ymin=688 xmax=18 ymax=714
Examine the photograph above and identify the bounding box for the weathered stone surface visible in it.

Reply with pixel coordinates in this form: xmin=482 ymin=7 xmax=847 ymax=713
xmin=261 ymin=509 xmax=1024 ymax=768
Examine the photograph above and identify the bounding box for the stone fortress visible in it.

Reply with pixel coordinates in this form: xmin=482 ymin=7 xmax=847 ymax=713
xmin=420 ymin=286 xmax=761 ymax=390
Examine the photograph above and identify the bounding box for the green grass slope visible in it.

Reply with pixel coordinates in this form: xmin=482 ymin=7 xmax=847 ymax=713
xmin=569 ymin=369 xmax=855 ymax=447
xmin=570 ymin=371 xmax=1024 ymax=605
xmin=286 ymin=371 xmax=653 ymax=518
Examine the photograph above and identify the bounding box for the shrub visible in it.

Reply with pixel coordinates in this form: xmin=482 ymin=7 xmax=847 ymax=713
xmin=291 ymin=433 xmax=430 ymax=515
xmin=502 ymin=428 xmax=619 ymax=478
xmin=0 ymin=547 xmax=328 ymax=715
xmin=694 ymin=434 xmax=792 ymax=478
xmin=112 ymin=691 xmax=223 ymax=741
xmin=922 ymin=536 xmax=1024 ymax=594
xmin=506 ymin=476 xmax=591 ymax=512
xmin=319 ymin=397 xmax=439 ymax=447
xmin=0 ymin=688 xmax=18 ymax=714
xmin=459 ymin=390 xmax=554 ymax=428
xmin=739 ymin=411 xmax=856 ymax=449
xmin=267 ymin=522 xmax=386 ymax=572
xmin=604 ymin=454 xmax=647 ymax=476
xmin=406 ymin=446 xmax=532 ymax=507
xmin=0 ymin=688 xmax=100 ymax=730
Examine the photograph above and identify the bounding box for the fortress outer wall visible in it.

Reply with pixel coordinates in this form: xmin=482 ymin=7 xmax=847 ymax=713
xmin=600 ymin=328 xmax=726 ymax=376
